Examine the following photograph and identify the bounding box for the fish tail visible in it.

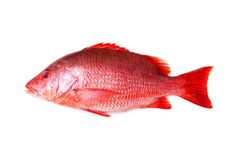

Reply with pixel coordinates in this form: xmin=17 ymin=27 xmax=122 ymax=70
xmin=177 ymin=66 xmax=213 ymax=108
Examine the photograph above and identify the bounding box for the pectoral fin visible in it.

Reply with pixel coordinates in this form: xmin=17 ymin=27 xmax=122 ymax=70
xmin=75 ymin=88 xmax=119 ymax=103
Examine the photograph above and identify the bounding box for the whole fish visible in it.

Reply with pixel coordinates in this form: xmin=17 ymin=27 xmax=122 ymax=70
xmin=26 ymin=43 xmax=213 ymax=117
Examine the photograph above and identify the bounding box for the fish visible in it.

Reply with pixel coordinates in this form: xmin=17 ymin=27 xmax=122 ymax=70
xmin=25 ymin=43 xmax=213 ymax=117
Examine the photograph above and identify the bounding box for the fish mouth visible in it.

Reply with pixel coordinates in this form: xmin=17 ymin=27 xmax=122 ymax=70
xmin=25 ymin=83 xmax=39 ymax=96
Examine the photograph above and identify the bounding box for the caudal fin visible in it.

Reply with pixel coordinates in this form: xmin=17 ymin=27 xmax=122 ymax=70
xmin=177 ymin=66 xmax=213 ymax=108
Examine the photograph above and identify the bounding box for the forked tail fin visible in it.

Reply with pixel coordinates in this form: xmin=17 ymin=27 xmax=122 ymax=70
xmin=177 ymin=66 xmax=213 ymax=108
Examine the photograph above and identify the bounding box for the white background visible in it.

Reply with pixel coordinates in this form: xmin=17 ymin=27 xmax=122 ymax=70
xmin=0 ymin=0 xmax=235 ymax=157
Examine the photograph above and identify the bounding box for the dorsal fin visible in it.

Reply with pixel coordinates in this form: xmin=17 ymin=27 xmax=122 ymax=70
xmin=142 ymin=55 xmax=171 ymax=75
xmin=86 ymin=43 xmax=130 ymax=52
xmin=86 ymin=43 xmax=171 ymax=75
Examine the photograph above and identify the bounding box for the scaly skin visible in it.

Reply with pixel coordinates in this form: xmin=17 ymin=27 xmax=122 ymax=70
xmin=50 ymin=48 xmax=180 ymax=112
xmin=26 ymin=43 xmax=212 ymax=116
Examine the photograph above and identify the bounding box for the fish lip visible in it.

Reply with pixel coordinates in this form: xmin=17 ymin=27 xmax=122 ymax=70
xmin=25 ymin=85 xmax=40 ymax=96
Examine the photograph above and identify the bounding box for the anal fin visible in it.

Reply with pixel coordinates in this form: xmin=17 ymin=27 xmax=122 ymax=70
xmin=141 ymin=97 xmax=171 ymax=109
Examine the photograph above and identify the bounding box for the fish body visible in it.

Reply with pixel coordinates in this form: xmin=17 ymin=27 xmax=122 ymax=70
xmin=26 ymin=43 xmax=213 ymax=117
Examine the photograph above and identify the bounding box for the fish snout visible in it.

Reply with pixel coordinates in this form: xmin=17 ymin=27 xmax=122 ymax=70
xmin=25 ymin=81 xmax=31 ymax=89
xmin=25 ymin=81 xmax=39 ymax=96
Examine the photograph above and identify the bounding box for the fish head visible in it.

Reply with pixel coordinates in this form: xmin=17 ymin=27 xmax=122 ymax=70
xmin=25 ymin=60 xmax=67 ymax=101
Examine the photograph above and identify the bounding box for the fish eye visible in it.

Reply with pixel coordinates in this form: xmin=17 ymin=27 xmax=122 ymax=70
xmin=42 ymin=70 xmax=50 ymax=79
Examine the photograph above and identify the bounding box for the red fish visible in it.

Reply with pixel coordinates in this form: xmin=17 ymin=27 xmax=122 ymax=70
xmin=26 ymin=43 xmax=213 ymax=117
